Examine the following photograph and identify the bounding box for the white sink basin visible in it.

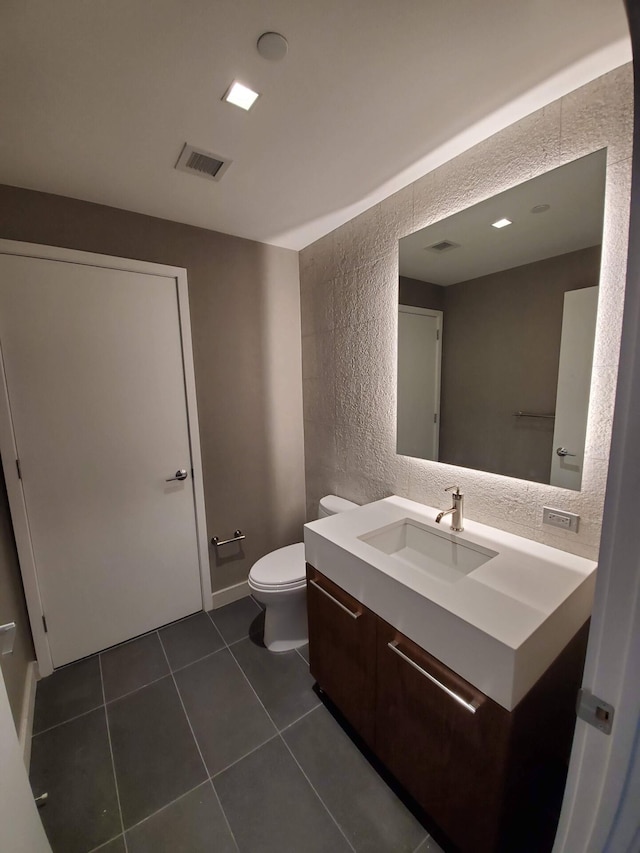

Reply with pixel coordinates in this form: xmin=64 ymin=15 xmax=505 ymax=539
xmin=359 ymin=518 xmax=498 ymax=584
xmin=304 ymin=495 xmax=597 ymax=710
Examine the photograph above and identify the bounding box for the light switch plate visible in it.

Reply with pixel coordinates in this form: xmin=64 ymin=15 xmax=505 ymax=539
xmin=543 ymin=506 xmax=580 ymax=533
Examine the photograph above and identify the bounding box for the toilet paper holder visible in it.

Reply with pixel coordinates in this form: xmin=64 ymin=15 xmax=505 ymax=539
xmin=211 ymin=530 xmax=245 ymax=547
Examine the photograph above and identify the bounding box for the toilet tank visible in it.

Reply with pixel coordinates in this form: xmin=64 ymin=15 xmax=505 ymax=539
xmin=318 ymin=495 xmax=359 ymax=519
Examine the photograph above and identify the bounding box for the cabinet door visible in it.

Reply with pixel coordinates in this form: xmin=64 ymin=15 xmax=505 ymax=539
xmin=376 ymin=619 xmax=511 ymax=853
xmin=306 ymin=566 xmax=377 ymax=747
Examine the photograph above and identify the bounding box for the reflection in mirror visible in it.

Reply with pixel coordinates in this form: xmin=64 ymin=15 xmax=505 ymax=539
xmin=397 ymin=150 xmax=606 ymax=491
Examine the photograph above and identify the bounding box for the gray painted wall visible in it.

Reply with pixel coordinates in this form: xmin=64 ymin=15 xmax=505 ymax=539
xmin=300 ymin=64 xmax=632 ymax=561
xmin=0 ymin=189 xmax=306 ymax=722
xmin=399 ymin=275 xmax=443 ymax=310
xmin=439 ymin=245 xmax=602 ymax=482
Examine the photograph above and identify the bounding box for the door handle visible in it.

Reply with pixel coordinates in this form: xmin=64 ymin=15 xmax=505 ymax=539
xmin=166 ymin=469 xmax=188 ymax=482
xmin=556 ymin=447 xmax=577 ymax=458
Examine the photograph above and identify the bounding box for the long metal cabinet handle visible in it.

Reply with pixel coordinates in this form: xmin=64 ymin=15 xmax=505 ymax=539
xmin=309 ymin=579 xmax=361 ymax=620
xmin=387 ymin=641 xmax=481 ymax=714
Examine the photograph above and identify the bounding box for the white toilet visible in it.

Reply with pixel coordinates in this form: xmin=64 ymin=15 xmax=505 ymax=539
xmin=248 ymin=495 xmax=359 ymax=652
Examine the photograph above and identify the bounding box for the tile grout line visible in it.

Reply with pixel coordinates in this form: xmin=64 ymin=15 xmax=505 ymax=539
xmin=277 ymin=732 xmax=357 ymax=853
xmin=225 ymin=642 xmax=356 ymax=853
xmin=86 ymin=832 xmax=125 ymax=853
xmin=121 ymin=777 xmax=214 ymax=836
xmin=278 ymin=701 xmax=322 ymax=734
xmin=32 ymin=702 xmax=106 ymax=738
xmin=157 ymin=630 xmax=241 ymax=853
xmin=98 ymin=654 xmax=129 ymax=853
xmin=211 ymin=732 xmax=280 ymax=779
xmin=413 ymin=834 xmax=436 ymax=853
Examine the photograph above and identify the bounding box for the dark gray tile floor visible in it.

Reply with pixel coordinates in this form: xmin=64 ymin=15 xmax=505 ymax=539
xmin=30 ymin=596 xmax=443 ymax=853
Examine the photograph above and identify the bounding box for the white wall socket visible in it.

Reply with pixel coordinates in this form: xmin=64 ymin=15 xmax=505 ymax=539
xmin=543 ymin=506 xmax=580 ymax=533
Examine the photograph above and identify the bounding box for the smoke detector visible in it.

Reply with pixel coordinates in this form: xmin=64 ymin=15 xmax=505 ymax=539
xmin=175 ymin=144 xmax=232 ymax=182
xmin=257 ymin=32 xmax=288 ymax=61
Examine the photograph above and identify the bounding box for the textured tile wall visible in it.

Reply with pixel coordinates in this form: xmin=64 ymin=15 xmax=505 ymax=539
xmin=299 ymin=64 xmax=633 ymax=560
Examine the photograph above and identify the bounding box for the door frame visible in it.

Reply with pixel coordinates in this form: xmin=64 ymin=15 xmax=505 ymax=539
xmin=397 ymin=304 xmax=443 ymax=461
xmin=0 ymin=240 xmax=212 ymax=677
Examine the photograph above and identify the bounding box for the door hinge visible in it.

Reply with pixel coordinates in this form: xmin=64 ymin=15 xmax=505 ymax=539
xmin=16 ymin=458 xmax=21 ymax=480
xmin=42 ymin=614 xmax=48 ymax=633
xmin=191 ymin=467 xmax=194 ymax=479
xmin=436 ymin=329 xmax=440 ymax=340
xmin=434 ymin=413 xmax=438 ymax=424
xmin=577 ymin=688 xmax=614 ymax=735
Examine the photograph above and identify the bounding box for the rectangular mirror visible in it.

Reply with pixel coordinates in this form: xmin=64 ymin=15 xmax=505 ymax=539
xmin=397 ymin=150 xmax=606 ymax=491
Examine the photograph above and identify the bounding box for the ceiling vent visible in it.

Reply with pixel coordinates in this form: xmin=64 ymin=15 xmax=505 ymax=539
xmin=426 ymin=240 xmax=460 ymax=253
xmin=175 ymin=143 xmax=232 ymax=182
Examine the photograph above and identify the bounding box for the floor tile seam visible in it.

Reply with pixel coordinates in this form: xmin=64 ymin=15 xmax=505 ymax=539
xmin=206 ymin=777 xmax=241 ymax=853
xmin=31 ymin=702 xmax=106 ymax=738
xmin=225 ymin=633 xmax=252 ymax=649
xmin=205 ymin=609 xmax=230 ymax=645
xmin=99 ymin=656 xmax=129 ymax=853
xmin=229 ymin=649 xmax=355 ymax=853
xmin=412 ymin=834 xmax=429 ymax=853
xmin=103 ymin=671 xmax=172 ymax=706
xmin=224 ymin=644 xmax=355 ymax=852
xmin=225 ymin=642 xmax=280 ymax=732
xmin=278 ymin=700 xmax=323 ymax=735
xmin=86 ymin=833 xmax=124 ymax=853
xmin=168 ymin=643 xmax=227 ymax=677
xmin=155 ymin=630 xmax=241 ymax=852
xmin=294 ymin=646 xmax=308 ymax=664
xmin=277 ymin=731 xmax=358 ymax=853
xmin=156 ymin=630 xmax=214 ymax=781
xmin=210 ymin=732 xmax=281 ymax=779
xmin=118 ymin=778 xmax=211 ymax=836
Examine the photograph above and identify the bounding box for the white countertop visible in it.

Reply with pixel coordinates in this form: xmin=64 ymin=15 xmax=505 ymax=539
xmin=304 ymin=496 xmax=597 ymax=710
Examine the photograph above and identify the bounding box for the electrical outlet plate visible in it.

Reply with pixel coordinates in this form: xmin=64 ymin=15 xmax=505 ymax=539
xmin=542 ymin=506 xmax=580 ymax=533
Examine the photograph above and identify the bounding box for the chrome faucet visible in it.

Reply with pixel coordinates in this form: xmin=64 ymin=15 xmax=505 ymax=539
xmin=435 ymin=485 xmax=464 ymax=532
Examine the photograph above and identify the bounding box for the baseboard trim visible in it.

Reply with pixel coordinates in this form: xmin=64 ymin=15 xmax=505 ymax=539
xmin=211 ymin=580 xmax=250 ymax=610
xmin=19 ymin=660 xmax=39 ymax=769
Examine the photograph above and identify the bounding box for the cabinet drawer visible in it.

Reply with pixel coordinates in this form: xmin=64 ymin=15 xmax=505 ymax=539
xmin=375 ymin=619 xmax=511 ymax=853
xmin=306 ymin=565 xmax=377 ymax=747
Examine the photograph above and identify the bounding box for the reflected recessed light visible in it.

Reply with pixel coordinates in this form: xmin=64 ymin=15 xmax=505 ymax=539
xmin=223 ymin=81 xmax=260 ymax=111
xmin=491 ymin=218 xmax=512 ymax=229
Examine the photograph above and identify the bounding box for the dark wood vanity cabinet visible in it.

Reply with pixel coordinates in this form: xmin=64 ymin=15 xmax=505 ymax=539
xmin=306 ymin=565 xmax=377 ymax=748
xmin=307 ymin=565 xmax=588 ymax=853
xmin=376 ymin=621 xmax=510 ymax=852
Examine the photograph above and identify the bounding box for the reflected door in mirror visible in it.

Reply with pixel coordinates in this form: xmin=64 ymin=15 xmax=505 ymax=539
xmin=397 ymin=306 xmax=442 ymax=460
xmin=550 ymin=286 xmax=598 ymax=489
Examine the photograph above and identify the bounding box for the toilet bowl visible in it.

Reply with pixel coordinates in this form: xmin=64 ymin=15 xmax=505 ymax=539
xmin=248 ymin=495 xmax=359 ymax=652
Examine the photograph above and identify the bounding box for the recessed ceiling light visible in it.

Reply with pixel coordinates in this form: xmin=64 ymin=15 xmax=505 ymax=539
xmin=491 ymin=218 xmax=512 ymax=229
xmin=531 ymin=204 xmax=551 ymax=214
xmin=223 ymin=81 xmax=260 ymax=111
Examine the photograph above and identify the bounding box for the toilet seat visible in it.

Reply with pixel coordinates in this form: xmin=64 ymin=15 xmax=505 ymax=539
xmin=248 ymin=542 xmax=306 ymax=591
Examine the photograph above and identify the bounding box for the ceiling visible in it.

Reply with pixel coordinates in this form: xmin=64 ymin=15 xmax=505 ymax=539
xmin=399 ymin=149 xmax=607 ymax=285
xmin=0 ymin=1 xmax=630 ymax=250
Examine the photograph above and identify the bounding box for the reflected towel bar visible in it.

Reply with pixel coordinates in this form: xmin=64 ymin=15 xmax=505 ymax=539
xmin=513 ymin=411 xmax=555 ymax=419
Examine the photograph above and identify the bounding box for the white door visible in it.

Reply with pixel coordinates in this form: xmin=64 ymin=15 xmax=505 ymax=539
xmin=550 ymin=287 xmax=598 ymax=490
xmin=397 ymin=306 xmax=442 ymax=460
xmin=0 ymin=667 xmax=51 ymax=853
xmin=0 ymin=253 xmax=203 ymax=667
